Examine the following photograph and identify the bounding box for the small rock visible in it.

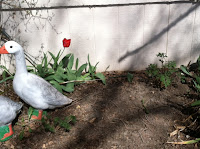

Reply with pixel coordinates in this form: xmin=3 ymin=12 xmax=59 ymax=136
xmin=11 ymin=144 xmax=15 ymax=149
xmin=42 ymin=144 xmax=46 ymax=149
xmin=48 ymin=141 xmax=53 ymax=145
xmin=89 ymin=117 xmax=96 ymax=123
xmin=76 ymin=105 xmax=81 ymax=109
xmin=186 ymin=135 xmax=190 ymax=138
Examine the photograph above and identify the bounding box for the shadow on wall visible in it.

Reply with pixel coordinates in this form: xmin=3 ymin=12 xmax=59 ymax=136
xmin=119 ymin=3 xmax=200 ymax=70
xmin=2 ymin=2 xmax=200 ymax=72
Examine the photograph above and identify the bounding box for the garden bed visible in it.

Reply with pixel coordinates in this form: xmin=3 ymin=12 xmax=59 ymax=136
xmin=0 ymin=71 xmax=198 ymax=149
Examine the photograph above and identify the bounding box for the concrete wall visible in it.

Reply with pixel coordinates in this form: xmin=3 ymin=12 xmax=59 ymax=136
xmin=1 ymin=0 xmax=200 ymax=72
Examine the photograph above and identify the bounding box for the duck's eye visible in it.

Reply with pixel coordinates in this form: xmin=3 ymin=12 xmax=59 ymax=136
xmin=10 ymin=46 xmax=13 ymax=48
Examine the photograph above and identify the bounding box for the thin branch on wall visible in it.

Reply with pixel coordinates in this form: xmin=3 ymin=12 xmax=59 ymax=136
xmin=0 ymin=0 xmax=58 ymax=70
xmin=1 ymin=0 xmax=59 ymax=40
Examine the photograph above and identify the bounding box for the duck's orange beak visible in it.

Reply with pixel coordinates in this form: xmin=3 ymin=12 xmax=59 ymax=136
xmin=0 ymin=45 xmax=9 ymax=54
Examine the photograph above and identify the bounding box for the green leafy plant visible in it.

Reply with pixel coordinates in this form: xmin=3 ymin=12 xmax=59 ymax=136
xmin=127 ymin=73 xmax=134 ymax=83
xmin=179 ymin=56 xmax=200 ymax=146
xmin=41 ymin=115 xmax=76 ymax=133
xmin=157 ymin=52 xmax=167 ymax=67
xmin=41 ymin=116 xmax=55 ymax=133
xmin=42 ymin=52 xmax=105 ymax=93
xmin=146 ymin=64 xmax=159 ymax=78
xmin=18 ymin=118 xmax=26 ymax=141
xmin=180 ymin=56 xmax=200 ymax=106
xmin=28 ymin=106 xmax=34 ymax=121
xmin=28 ymin=51 xmax=106 ymax=93
xmin=0 ymin=65 xmax=14 ymax=84
xmin=54 ymin=116 xmax=76 ymax=131
xmin=146 ymin=53 xmax=177 ymax=89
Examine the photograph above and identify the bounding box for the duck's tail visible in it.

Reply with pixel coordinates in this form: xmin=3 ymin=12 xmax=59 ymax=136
xmin=16 ymin=102 xmax=23 ymax=113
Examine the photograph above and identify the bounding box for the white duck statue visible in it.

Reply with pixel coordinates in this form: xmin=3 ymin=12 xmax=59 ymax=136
xmin=0 ymin=96 xmax=22 ymax=142
xmin=0 ymin=41 xmax=72 ymax=120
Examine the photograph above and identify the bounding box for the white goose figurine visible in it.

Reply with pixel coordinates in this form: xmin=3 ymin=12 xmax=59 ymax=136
xmin=0 ymin=96 xmax=22 ymax=141
xmin=0 ymin=41 xmax=72 ymax=120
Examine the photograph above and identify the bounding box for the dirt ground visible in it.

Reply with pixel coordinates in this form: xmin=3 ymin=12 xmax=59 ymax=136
xmin=0 ymin=71 xmax=199 ymax=149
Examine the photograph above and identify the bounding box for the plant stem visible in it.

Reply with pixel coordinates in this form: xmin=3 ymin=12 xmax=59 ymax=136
xmin=59 ymin=74 xmax=129 ymax=85
xmin=59 ymin=79 xmax=102 ymax=85
xmin=59 ymin=48 xmax=65 ymax=59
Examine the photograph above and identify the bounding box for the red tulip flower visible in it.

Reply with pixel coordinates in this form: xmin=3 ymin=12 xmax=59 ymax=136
xmin=63 ymin=38 xmax=71 ymax=48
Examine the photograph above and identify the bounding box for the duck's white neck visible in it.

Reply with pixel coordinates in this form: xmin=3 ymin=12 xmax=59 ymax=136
xmin=14 ymin=50 xmax=28 ymax=75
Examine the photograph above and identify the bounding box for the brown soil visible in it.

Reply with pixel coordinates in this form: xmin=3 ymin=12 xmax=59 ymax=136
xmin=0 ymin=71 xmax=199 ymax=149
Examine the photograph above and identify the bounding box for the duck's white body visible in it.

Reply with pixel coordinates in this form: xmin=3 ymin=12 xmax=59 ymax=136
xmin=0 ymin=96 xmax=22 ymax=126
xmin=0 ymin=41 xmax=72 ymax=110
xmin=13 ymin=73 xmax=72 ymax=109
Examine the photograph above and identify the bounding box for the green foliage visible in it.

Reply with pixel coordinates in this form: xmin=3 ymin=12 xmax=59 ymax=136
xmin=190 ymin=76 xmax=200 ymax=106
xmin=157 ymin=52 xmax=167 ymax=66
xmin=16 ymin=117 xmax=32 ymax=141
xmin=16 ymin=108 xmax=76 ymax=140
xmin=160 ymin=74 xmax=171 ymax=88
xmin=28 ymin=107 xmax=34 ymax=121
xmin=41 ymin=117 xmax=55 ymax=133
xmin=0 ymin=49 xmax=106 ymax=93
xmin=179 ymin=55 xmax=200 ymax=146
xmin=0 ymin=65 xmax=14 ymax=83
xmin=54 ymin=116 xmax=77 ymax=131
xmin=180 ymin=65 xmax=192 ymax=77
xmin=172 ymin=138 xmax=200 ymax=144
xmin=28 ymin=51 xmax=106 ymax=93
xmin=179 ymin=65 xmax=191 ymax=83
xmin=183 ymin=138 xmax=200 ymax=144
xmin=180 ymin=55 xmax=200 ymax=106
xmin=191 ymin=99 xmax=200 ymax=106
xmin=19 ymin=129 xmax=25 ymax=141
xmin=146 ymin=64 xmax=159 ymax=78
xmin=127 ymin=73 xmax=134 ymax=83
xmin=87 ymin=55 xmax=106 ymax=84
xmin=146 ymin=53 xmax=177 ymax=89
xmin=41 ymin=115 xmax=76 ymax=132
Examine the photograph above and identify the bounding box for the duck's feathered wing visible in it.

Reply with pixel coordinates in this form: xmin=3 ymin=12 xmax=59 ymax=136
xmin=20 ymin=73 xmax=72 ymax=109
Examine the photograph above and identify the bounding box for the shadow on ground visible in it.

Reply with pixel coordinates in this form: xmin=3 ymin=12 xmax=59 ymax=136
xmin=0 ymin=72 xmax=196 ymax=149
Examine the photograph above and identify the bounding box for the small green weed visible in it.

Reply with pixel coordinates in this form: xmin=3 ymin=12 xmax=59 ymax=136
xmin=127 ymin=73 xmax=134 ymax=83
xmin=41 ymin=115 xmax=76 ymax=133
xmin=16 ymin=117 xmax=33 ymax=141
xmin=146 ymin=53 xmax=177 ymax=89
xmin=41 ymin=116 xmax=55 ymax=133
xmin=54 ymin=116 xmax=76 ymax=131
xmin=16 ymin=107 xmax=76 ymax=140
